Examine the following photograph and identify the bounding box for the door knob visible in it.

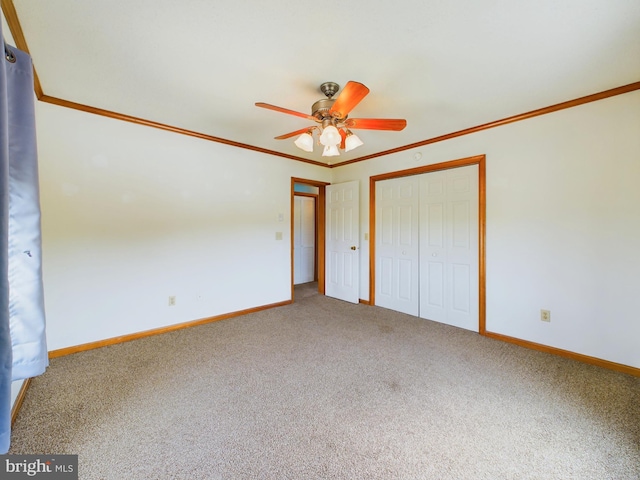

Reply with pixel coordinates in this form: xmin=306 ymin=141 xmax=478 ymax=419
xmin=350 ymin=246 xmax=357 ymax=250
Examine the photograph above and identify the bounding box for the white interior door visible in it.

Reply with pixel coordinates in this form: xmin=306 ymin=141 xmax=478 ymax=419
xmin=419 ymin=165 xmax=479 ymax=331
xmin=293 ymin=195 xmax=315 ymax=285
xmin=375 ymin=176 xmax=420 ymax=315
xmin=326 ymin=181 xmax=360 ymax=304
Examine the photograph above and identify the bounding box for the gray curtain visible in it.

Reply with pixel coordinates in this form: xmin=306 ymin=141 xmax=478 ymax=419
xmin=1 ymin=23 xmax=48 ymax=453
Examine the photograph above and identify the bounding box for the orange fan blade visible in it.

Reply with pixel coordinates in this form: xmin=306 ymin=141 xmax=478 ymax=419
xmin=339 ymin=128 xmax=347 ymax=150
xmin=345 ymin=118 xmax=407 ymax=131
xmin=274 ymin=127 xmax=314 ymax=140
xmin=329 ymin=81 xmax=370 ymax=118
xmin=255 ymin=102 xmax=316 ymax=121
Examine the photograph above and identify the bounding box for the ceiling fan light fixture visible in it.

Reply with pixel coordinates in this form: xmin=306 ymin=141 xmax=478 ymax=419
xmin=319 ymin=125 xmax=341 ymax=146
xmin=257 ymin=80 xmax=407 ymax=158
xmin=322 ymin=144 xmax=340 ymax=157
xmin=344 ymin=131 xmax=364 ymax=152
xmin=294 ymin=131 xmax=314 ymax=152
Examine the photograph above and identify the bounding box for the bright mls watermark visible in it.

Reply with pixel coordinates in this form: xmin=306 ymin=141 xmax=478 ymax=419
xmin=0 ymin=455 xmax=77 ymax=479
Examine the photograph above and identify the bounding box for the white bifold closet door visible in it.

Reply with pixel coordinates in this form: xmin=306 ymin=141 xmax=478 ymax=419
xmin=375 ymin=165 xmax=479 ymax=331
xmin=375 ymin=175 xmax=420 ymax=316
xmin=419 ymin=166 xmax=478 ymax=331
xmin=293 ymin=195 xmax=315 ymax=285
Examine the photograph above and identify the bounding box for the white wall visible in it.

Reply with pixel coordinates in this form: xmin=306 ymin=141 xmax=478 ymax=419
xmin=35 ymin=89 xmax=640 ymax=370
xmin=332 ymin=90 xmax=640 ymax=369
xmin=36 ymin=102 xmax=330 ymax=351
xmin=10 ymin=380 xmax=24 ymax=409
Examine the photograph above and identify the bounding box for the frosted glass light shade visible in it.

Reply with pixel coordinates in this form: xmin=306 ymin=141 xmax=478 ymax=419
xmin=294 ymin=132 xmax=314 ymax=152
xmin=319 ymin=125 xmax=341 ymax=146
xmin=344 ymin=133 xmax=364 ymax=152
xmin=322 ymin=144 xmax=340 ymax=157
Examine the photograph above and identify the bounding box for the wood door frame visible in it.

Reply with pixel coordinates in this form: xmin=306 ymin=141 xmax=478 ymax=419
xmin=369 ymin=154 xmax=486 ymax=333
xmin=291 ymin=178 xmax=330 ymax=301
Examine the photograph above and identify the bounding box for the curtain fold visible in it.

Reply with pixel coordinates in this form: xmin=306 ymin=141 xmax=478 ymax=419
xmin=1 ymin=22 xmax=47 ymax=454
xmin=0 ymin=32 xmax=12 ymax=456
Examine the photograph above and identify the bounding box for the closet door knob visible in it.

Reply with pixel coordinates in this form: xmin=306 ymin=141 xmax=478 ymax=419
xmin=350 ymin=246 xmax=357 ymax=250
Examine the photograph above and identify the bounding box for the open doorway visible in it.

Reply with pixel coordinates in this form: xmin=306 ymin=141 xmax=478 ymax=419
xmin=291 ymin=178 xmax=329 ymax=301
xmin=293 ymin=191 xmax=317 ymax=284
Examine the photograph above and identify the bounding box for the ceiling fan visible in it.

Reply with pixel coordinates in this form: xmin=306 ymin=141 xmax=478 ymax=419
xmin=256 ymin=81 xmax=407 ymax=158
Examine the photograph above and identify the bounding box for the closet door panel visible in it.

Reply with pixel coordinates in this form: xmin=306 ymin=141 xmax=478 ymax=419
xmin=375 ymin=176 xmax=419 ymax=316
xmin=420 ymin=165 xmax=479 ymax=331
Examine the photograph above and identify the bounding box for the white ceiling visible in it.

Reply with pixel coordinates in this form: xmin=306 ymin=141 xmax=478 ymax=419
xmin=7 ymin=0 xmax=640 ymax=165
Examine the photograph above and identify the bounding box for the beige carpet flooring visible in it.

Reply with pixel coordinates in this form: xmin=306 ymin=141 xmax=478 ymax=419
xmin=9 ymin=283 xmax=640 ymax=479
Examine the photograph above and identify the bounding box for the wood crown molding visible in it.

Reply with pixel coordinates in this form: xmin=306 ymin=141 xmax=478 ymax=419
xmin=38 ymin=95 xmax=326 ymax=167
xmin=3 ymin=0 xmax=639 ymax=168
xmin=331 ymin=80 xmax=640 ymax=167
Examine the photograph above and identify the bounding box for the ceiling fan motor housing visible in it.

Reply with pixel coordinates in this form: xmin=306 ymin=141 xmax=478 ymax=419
xmin=313 ymin=82 xmax=342 ymax=121
xmin=320 ymin=82 xmax=340 ymax=98
xmin=311 ymin=98 xmax=336 ymax=120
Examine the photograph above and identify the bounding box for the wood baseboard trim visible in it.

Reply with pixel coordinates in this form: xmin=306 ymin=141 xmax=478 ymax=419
xmin=359 ymin=299 xmax=371 ymax=305
xmin=11 ymin=378 xmax=32 ymax=426
xmin=48 ymin=299 xmax=292 ymax=359
xmin=483 ymin=331 xmax=640 ymax=377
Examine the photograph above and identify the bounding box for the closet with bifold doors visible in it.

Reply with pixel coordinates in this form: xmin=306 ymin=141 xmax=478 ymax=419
xmin=375 ymin=164 xmax=479 ymax=331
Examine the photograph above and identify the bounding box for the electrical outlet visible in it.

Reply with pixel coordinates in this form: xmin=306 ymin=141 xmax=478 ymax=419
xmin=541 ymin=309 xmax=550 ymax=322
xmin=168 ymin=296 xmax=176 ymax=306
